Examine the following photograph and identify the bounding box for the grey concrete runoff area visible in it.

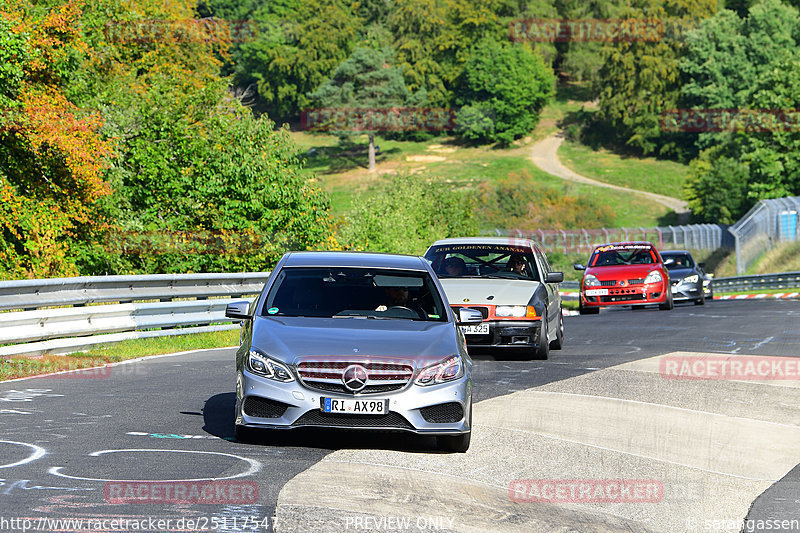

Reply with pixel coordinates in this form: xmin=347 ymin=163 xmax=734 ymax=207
xmin=1 ymin=299 xmax=799 ymax=533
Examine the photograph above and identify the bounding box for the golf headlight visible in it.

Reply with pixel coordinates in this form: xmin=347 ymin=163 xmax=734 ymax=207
xmin=247 ymin=350 xmax=294 ymax=382
xmin=644 ymin=271 xmax=663 ymax=284
xmin=415 ymin=355 xmax=463 ymax=386
xmin=683 ymin=275 xmax=699 ymax=284
xmin=496 ymin=305 xmax=527 ymax=317
xmin=583 ymin=274 xmax=600 ymax=287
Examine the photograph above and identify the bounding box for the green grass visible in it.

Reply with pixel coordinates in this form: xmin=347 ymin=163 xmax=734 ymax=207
xmin=295 ymin=131 xmax=675 ymax=228
xmin=558 ymin=139 xmax=689 ymax=200
xmin=292 ymin=81 xmax=684 ymax=229
xmin=0 ymin=329 xmax=239 ymax=381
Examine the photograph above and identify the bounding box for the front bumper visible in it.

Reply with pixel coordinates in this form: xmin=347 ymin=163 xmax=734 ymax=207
xmin=462 ymin=320 xmax=542 ymax=349
xmin=580 ymin=283 xmax=667 ymax=308
xmin=236 ymin=369 xmax=471 ymax=436
xmin=671 ymin=282 xmax=704 ymax=301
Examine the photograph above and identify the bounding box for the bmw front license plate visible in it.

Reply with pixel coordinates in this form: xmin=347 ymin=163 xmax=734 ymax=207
xmin=460 ymin=323 xmax=489 ymax=335
xmin=322 ymin=398 xmax=388 ymax=415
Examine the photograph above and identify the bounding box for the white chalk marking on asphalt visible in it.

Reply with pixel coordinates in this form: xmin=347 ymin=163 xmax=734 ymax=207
xmin=753 ymin=336 xmax=775 ymax=350
xmin=48 ymin=449 xmax=261 ymax=482
xmin=0 ymin=440 xmax=47 ymax=469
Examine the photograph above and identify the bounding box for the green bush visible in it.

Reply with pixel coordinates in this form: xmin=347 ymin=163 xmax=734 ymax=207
xmin=337 ymin=175 xmax=478 ymax=255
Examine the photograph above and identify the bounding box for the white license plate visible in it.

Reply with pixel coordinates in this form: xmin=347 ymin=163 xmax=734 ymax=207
xmin=585 ymin=288 xmax=609 ymax=296
xmin=460 ymin=323 xmax=489 ymax=335
xmin=322 ymin=398 xmax=387 ymax=415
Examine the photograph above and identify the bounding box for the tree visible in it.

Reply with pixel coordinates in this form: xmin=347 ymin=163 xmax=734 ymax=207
xmin=311 ymin=47 xmax=410 ymax=171
xmin=455 ymin=39 xmax=555 ymax=145
xmin=337 ymin=174 xmax=477 ymax=255
xmin=595 ymin=0 xmax=717 ymax=156
xmin=0 ymin=0 xmax=113 ymax=279
xmin=209 ymin=0 xmax=361 ymax=121
xmin=73 ymin=0 xmax=337 ymax=273
xmin=681 ymin=0 xmax=800 ymax=221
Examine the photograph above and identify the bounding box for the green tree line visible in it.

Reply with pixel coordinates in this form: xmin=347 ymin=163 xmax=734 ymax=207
xmin=4 ymin=0 xmax=800 ymax=278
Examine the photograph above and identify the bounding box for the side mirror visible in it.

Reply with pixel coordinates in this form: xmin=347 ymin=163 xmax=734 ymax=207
xmin=225 ymin=301 xmax=251 ymax=320
xmin=698 ymin=262 xmax=706 ymax=268
xmin=545 ymin=272 xmax=564 ymax=283
xmin=457 ymin=308 xmax=483 ymax=325
xmin=573 ymin=263 xmax=586 ymax=271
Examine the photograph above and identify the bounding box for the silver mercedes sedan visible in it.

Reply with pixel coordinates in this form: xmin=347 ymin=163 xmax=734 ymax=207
xmin=225 ymin=251 xmax=482 ymax=452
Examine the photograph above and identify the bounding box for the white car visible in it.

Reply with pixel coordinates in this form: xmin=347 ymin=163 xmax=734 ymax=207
xmin=424 ymin=238 xmax=564 ymax=360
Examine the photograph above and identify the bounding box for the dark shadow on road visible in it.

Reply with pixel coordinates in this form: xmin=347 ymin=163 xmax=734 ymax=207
xmin=202 ymin=392 xmax=450 ymax=453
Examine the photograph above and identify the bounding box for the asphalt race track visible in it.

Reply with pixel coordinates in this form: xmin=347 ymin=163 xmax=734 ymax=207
xmin=1 ymin=299 xmax=800 ymax=533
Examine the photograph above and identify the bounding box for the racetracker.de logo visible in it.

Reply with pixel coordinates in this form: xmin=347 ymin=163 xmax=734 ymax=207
xmin=508 ymin=479 xmax=663 ymax=503
xmin=104 ymin=480 xmax=258 ymax=504
xmin=509 ymin=19 xmax=663 ymax=42
xmin=104 ymin=18 xmax=258 ymax=44
xmin=660 ymin=109 xmax=800 ymax=132
xmin=660 ymin=355 xmax=800 ymax=381
xmin=300 ymin=107 xmax=456 ymax=132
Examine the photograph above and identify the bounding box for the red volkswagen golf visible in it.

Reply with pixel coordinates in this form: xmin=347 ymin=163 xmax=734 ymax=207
xmin=574 ymin=242 xmax=673 ymax=315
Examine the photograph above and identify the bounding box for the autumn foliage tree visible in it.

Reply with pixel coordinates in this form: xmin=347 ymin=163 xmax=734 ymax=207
xmin=0 ymin=0 xmax=112 ymax=278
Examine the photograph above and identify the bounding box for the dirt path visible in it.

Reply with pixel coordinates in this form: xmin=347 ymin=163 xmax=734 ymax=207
xmin=530 ymin=131 xmax=691 ymax=221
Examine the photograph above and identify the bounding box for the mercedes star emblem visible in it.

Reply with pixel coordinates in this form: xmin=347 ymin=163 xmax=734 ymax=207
xmin=342 ymin=364 xmax=368 ymax=392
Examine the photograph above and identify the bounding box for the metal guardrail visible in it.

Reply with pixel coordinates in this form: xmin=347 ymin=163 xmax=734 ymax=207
xmin=710 ymin=272 xmax=800 ymax=294
xmin=561 ymin=273 xmax=800 ymax=296
xmin=2 ymin=269 xmax=797 ymax=358
xmin=0 ymin=273 xmax=271 ymax=357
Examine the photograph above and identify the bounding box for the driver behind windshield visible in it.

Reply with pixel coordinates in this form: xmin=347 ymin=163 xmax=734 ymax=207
xmin=375 ymin=286 xmax=426 ymax=318
xmin=506 ymin=255 xmax=529 ymax=276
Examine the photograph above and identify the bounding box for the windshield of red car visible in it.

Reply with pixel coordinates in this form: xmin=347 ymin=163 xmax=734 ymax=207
xmin=589 ymin=245 xmax=657 ymax=267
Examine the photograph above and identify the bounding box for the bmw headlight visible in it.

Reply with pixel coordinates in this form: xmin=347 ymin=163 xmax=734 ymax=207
xmin=415 ymin=355 xmax=463 ymax=386
xmin=247 ymin=349 xmax=294 ymax=382
xmin=644 ymin=271 xmax=663 ymax=284
xmin=496 ymin=305 xmax=527 ymax=317
xmin=583 ymin=274 xmax=600 ymax=287
xmin=682 ymin=274 xmax=699 ymax=284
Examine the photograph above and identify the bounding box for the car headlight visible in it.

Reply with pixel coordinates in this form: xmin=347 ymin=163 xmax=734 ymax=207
xmin=682 ymin=274 xmax=699 ymax=284
xmin=583 ymin=274 xmax=600 ymax=287
xmin=415 ymin=355 xmax=463 ymax=386
xmin=496 ymin=305 xmax=528 ymax=317
xmin=247 ymin=349 xmax=294 ymax=382
xmin=644 ymin=271 xmax=663 ymax=284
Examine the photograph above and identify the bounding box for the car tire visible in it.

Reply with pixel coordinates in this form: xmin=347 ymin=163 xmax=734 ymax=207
xmin=438 ymin=409 xmax=471 ymax=453
xmin=659 ymin=293 xmax=674 ymax=311
xmin=534 ymin=312 xmax=549 ymax=360
xmin=549 ymin=309 xmax=564 ymax=350
xmin=694 ymin=293 xmax=705 ymax=305
xmin=579 ymin=301 xmax=599 ymax=315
